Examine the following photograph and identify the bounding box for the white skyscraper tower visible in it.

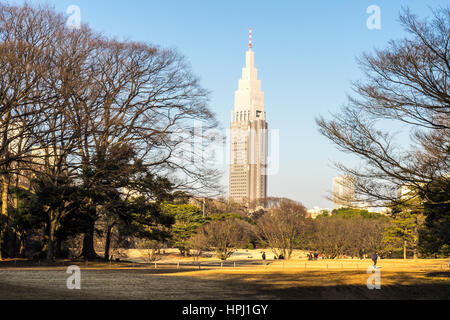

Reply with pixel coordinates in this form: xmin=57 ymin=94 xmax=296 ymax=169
xmin=229 ymin=28 xmax=268 ymax=208
xmin=332 ymin=175 xmax=355 ymax=210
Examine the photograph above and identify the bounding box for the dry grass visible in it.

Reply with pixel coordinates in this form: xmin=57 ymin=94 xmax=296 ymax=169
xmin=0 ymin=258 xmax=448 ymax=300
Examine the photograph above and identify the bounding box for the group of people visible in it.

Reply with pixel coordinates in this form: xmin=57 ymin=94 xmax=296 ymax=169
xmin=307 ymin=252 xmax=322 ymax=260
xmin=261 ymin=252 xmax=285 ymax=260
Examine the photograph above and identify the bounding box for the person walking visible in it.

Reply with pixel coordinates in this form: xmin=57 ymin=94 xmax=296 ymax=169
xmin=262 ymin=252 xmax=266 ymax=261
xmin=372 ymin=252 xmax=378 ymax=269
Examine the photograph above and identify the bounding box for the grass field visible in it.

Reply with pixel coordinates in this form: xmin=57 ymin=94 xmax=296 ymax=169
xmin=0 ymin=258 xmax=448 ymax=300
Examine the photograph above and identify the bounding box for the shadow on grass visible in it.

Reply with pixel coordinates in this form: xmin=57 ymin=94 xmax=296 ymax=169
xmin=425 ymin=271 xmax=450 ymax=278
xmin=0 ymin=258 xmax=272 ymax=269
xmin=0 ymin=268 xmax=449 ymax=300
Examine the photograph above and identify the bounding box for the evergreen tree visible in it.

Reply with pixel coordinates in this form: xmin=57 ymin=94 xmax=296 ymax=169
xmin=161 ymin=203 xmax=207 ymax=256
xmin=383 ymin=210 xmax=424 ymax=259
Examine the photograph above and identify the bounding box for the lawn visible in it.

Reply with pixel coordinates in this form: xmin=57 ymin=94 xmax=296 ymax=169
xmin=0 ymin=258 xmax=448 ymax=300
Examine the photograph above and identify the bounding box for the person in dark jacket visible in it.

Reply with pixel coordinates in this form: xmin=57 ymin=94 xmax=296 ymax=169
xmin=372 ymin=252 xmax=378 ymax=269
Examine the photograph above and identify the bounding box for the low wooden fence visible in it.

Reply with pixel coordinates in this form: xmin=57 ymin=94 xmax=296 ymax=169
xmin=1 ymin=259 xmax=449 ymax=272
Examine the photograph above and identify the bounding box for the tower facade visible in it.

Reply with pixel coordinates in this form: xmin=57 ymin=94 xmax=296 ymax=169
xmin=332 ymin=175 xmax=355 ymax=210
xmin=229 ymin=29 xmax=268 ymax=208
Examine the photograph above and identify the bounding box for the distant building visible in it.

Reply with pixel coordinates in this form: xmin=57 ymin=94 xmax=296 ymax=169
xmin=332 ymin=175 xmax=355 ymax=210
xmin=229 ymin=28 xmax=268 ymax=208
xmin=354 ymin=201 xmax=375 ymax=212
xmin=307 ymin=207 xmax=330 ymax=219
xmin=3 ymin=125 xmax=68 ymax=191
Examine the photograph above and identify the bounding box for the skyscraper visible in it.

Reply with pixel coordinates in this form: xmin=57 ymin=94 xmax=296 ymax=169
xmin=229 ymin=28 xmax=268 ymax=208
xmin=332 ymin=175 xmax=355 ymax=210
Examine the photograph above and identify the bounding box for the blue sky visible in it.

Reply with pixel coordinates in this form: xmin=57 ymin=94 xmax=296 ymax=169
xmin=9 ymin=0 xmax=444 ymax=208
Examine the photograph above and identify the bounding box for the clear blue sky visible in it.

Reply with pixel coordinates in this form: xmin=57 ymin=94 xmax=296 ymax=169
xmin=10 ymin=0 xmax=443 ymax=208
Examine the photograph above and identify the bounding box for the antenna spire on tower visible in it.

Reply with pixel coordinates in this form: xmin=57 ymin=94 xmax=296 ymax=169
xmin=249 ymin=27 xmax=252 ymax=49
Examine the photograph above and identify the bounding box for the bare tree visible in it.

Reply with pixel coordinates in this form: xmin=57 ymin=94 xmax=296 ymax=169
xmin=191 ymin=219 xmax=252 ymax=260
xmin=311 ymin=217 xmax=352 ymax=259
xmin=137 ymin=239 xmax=163 ymax=262
xmin=73 ymin=38 xmax=221 ymax=259
xmin=0 ymin=2 xmax=221 ymax=261
xmin=0 ymin=3 xmax=65 ymax=259
xmin=256 ymin=199 xmax=307 ymax=259
xmin=317 ymin=7 xmax=449 ymax=208
xmin=309 ymin=216 xmax=388 ymax=259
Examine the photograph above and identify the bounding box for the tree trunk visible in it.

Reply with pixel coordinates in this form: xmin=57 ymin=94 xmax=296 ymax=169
xmin=46 ymin=217 xmax=57 ymax=262
xmin=13 ymin=173 xmax=18 ymax=210
xmin=0 ymin=228 xmax=4 ymax=260
xmin=55 ymin=236 xmax=63 ymax=258
xmin=5 ymin=229 xmax=16 ymax=258
xmin=403 ymin=240 xmax=407 ymax=260
xmin=104 ymin=225 xmax=113 ymax=261
xmin=1 ymin=175 xmax=8 ymax=217
xmin=81 ymin=221 xmax=97 ymax=260
xmin=0 ymin=176 xmax=9 ymax=260
xmin=19 ymin=232 xmax=26 ymax=257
